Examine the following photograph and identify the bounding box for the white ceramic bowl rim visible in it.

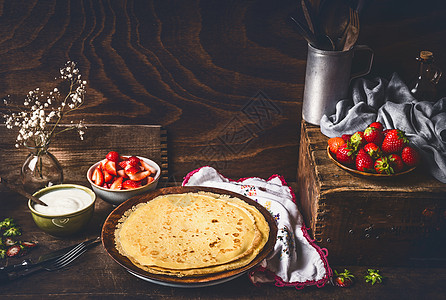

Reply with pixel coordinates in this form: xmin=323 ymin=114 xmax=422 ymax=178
xmin=28 ymin=184 xmax=96 ymax=218
xmin=86 ymin=156 xmax=161 ymax=193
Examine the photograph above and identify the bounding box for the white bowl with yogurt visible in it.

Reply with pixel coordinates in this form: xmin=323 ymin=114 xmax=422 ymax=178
xmin=28 ymin=184 xmax=96 ymax=237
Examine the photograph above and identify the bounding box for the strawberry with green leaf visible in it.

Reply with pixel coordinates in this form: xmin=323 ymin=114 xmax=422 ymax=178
xmin=364 ymin=126 xmax=384 ymax=145
xmin=333 ymin=269 xmax=355 ymax=287
xmin=382 ymin=129 xmax=409 ymax=154
xmin=369 ymin=121 xmax=384 ymax=132
xmin=364 ymin=269 xmax=384 ymax=285
xmin=356 ymin=149 xmax=374 ymax=172
xmin=363 ymin=143 xmax=382 ymax=160
xmin=350 ymin=131 xmax=366 ymax=150
xmin=374 ymin=156 xmax=394 ymax=175
xmin=336 ymin=143 xmax=356 ymax=166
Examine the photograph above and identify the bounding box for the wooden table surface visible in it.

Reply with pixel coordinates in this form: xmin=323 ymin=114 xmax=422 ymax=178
xmin=1 ymin=187 xmax=446 ymax=299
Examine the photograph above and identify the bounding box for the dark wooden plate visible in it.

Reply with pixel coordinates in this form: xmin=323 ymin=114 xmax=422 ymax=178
xmin=101 ymin=186 xmax=278 ymax=287
xmin=327 ymin=146 xmax=416 ymax=177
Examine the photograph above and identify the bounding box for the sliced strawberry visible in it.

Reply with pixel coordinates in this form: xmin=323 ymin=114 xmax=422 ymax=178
xmin=4 ymin=237 xmax=16 ymax=246
xmin=110 ymin=177 xmax=124 ymax=190
xmin=128 ymin=170 xmax=150 ymax=181
xmin=127 ymin=156 xmax=141 ymax=167
xmin=106 ymin=151 xmax=120 ymax=162
xmin=99 ymin=158 xmax=107 ymax=168
xmin=91 ymin=167 xmax=97 ymax=181
xmin=117 ymin=169 xmax=128 ymax=178
xmin=6 ymin=245 xmax=22 ymax=257
xmin=93 ymin=167 xmax=104 ymax=186
xmin=125 ymin=166 xmax=140 ymax=176
xmin=21 ymin=241 xmax=38 ymax=248
xmin=103 ymin=169 xmax=113 ymax=183
xmin=140 ymin=160 xmax=157 ymax=174
xmin=104 ymin=160 xmax=117 ymax=176
xmin=123 ymin=180 xmax=142 ymax=190
xmin=118 ymin=160 xmax=128 ymax=169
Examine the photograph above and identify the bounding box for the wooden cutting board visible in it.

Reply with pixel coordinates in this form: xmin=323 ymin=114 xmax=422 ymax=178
xmin=0 ymin=124 xmax=168 ymax=187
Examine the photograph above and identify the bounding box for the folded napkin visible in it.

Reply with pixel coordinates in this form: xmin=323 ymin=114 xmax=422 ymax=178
xmin=182 ymin=166 xmax=332 ymax=289
xmin=320 ymin=73 xmax=446 ymax=183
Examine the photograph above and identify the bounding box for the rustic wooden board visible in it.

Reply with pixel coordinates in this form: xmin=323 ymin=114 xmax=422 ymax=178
xmin=297 ymin=121 xmax=446 ymax=266
xmin=0 ymin=124 xmax=168 ymax=187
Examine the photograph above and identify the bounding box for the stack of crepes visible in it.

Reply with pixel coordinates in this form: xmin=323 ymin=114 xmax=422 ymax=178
xmin=114 ymin=191 xmax=270 ymax=277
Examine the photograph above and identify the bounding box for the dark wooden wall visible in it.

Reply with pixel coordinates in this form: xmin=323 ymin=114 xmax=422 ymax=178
xmin=1 ymin=0 xmax=445 ymax=182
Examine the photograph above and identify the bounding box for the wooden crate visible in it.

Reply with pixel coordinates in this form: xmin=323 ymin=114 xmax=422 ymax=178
xmin=297 ymin=121 xmax=446 ymax=266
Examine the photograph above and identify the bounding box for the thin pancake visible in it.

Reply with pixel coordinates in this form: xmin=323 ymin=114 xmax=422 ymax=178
xmin=115 ymin=192 xmax=266 ymax=272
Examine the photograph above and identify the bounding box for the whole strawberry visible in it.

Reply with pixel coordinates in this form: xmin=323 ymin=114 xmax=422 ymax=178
xmin=350 ymin=131 xmax=366 ymax=150
xmin=369 ymin=121 xmax=384 ymax=132
xmin=364 ymin=126 xmax=384 ymax=145
xmin=336 ymin=143 xmax=356 ymax=166
xmin=388 ymin=154 xmax=404 ymax=173
xmin=381 ymin=129 xmax=409 ymax=154
xmin=356 ymin=149 xmax=374 ymax=172
xmin=333 ymin=269 xmax=355 ymax=288
xmin=363 ymin=143 xmax=382 ymax=160
xmin=374 ymin=156 xmax=394 ymax=174
xmin=328 ymin=137 xmax=346 ymax=154
xmin=401 ymin=146 xmax=420 ymax=167
xmin=341 ymin=134 xmax=352 ymax=143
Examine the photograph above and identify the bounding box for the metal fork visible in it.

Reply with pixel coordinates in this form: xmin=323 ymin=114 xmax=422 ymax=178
xmin=9 ymin=237 xmax=100 ymax=280
xmin=342 ymin=8 xmax=360 ymax=51
xmin=41 ymin=239 xmax=94 ymax=271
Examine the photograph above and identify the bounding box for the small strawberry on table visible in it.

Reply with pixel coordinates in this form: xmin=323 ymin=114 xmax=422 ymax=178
xmin=333 ymin=269 xmax=355 ymax=287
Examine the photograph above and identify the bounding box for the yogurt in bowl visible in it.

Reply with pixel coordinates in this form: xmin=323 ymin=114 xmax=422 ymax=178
xmin=34 ymin=187 xmax=93 ymax=215
xmin=28 ymin=184 xmax=96 ymax=237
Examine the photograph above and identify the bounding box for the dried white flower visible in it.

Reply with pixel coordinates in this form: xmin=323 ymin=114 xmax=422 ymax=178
xmin=2 ymin=61 xmax=87 ymax=148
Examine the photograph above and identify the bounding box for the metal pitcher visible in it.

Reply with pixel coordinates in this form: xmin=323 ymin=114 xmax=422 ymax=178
xmin=302 ymin=43 xmax=374 ymax=125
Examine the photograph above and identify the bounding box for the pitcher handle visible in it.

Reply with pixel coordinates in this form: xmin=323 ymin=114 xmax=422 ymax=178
xmin=350 ymin=45 xmax=374 ymax=81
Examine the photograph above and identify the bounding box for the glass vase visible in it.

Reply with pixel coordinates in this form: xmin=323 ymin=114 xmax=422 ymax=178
xmin=21 ymin=143 xmax=63 ymax=193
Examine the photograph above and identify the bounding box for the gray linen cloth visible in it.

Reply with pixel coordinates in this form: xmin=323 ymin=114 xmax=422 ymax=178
xmin=320 ymin=73 xmax=446 ymax=183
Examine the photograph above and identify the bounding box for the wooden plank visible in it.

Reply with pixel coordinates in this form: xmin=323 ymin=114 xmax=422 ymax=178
xmin=0 ymin=124 xmax=168 ymax=186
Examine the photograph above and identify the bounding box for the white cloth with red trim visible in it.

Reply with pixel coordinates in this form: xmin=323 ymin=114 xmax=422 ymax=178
xmin=182 ymin=166 xmax=331 ymax=289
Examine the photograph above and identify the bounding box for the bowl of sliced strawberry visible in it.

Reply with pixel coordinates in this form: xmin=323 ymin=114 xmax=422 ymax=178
xmin=327 ymin=122 xmax=419 ymax=177
xmin=87 ymin=151 xmax=161 ymax=205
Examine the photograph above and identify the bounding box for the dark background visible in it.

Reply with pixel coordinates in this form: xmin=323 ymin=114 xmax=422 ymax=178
xmin=1 ymin=0 xmax=445 ymax=182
